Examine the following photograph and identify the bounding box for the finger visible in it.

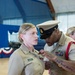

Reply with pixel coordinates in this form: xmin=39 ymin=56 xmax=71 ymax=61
xmin=39 ymin=50 xmax=44 ymax=54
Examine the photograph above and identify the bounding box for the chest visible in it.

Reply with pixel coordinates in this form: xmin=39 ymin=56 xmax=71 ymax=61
xmin=51 ymin=45 xmax=67 ymax=59
xmin=22 ymin=52 xmax=44 ymax=68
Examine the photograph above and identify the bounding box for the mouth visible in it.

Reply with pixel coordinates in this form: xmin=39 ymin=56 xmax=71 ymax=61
xmin=35 ymin=39 xmax=38 ymax=42
xmin=46 ymin=42 xmax=50 ymax=44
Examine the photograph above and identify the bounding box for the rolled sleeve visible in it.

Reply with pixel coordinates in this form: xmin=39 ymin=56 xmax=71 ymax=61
xmin=69 ymin=49 xmax=75 ymax=61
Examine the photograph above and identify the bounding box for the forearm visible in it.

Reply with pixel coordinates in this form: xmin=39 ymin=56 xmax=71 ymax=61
xmin=39 ymin=50 xmax=75 ymax=73
xmin=53 ymin=57 xmax=75 ymax=74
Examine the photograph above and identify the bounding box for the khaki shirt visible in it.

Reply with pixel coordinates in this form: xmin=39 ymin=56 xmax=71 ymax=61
xmin=44 ymin=32 xmax=75 ymax=75
xmin=8 ymin=44 xmax=45 ymax=75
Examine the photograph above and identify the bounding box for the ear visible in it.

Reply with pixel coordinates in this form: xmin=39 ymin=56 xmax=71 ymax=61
xmin=53 ymin=29 xmax=59 ymax=36
xmin=20 ymin=34 xmax=23 ymax=39
xmin=54 ymin=28 xmax=58 ymax=33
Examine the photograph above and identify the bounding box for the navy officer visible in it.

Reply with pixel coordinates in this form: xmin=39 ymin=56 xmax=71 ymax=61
xmin=37 ymin=20 xmax=75 ymax=75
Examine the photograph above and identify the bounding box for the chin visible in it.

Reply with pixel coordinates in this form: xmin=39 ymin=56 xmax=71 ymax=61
xmin=33 ymin=42 xmax=38 ymax=45
xmin=47 ymin=43 xmax=53 ymax=46
xmin=48 ymin=44 xmax=52 ymax=46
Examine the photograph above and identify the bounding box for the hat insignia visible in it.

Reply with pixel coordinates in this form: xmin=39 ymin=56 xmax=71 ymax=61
xmin=39 ymin=28 xmax=44 ymax=34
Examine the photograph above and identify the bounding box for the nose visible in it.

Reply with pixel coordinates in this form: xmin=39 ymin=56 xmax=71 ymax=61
xmin=37 ymin=35 xmax=39 ymax=39
xmin=35 ymin=33 xmax=38 ymax=38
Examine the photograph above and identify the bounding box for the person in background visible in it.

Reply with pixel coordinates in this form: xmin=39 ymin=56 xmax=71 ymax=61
xmin=8 ymin=23 xmax=45 ymax=75
xmin=37 ymin=20 xmax=75 ymax=75
xmin=66 ymin=26 xmax=75 ymax=40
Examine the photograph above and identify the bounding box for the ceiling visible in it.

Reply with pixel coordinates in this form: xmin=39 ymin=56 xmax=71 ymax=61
xmin=50 ymin=0 xmax=75 ymax=13
xmin=0 ymin=0 xmax=53 ymax=24
xmin=0 ymin=0 xmax=75 ymax=22
xmin=39 ymin=0 xmax=75 ymax=13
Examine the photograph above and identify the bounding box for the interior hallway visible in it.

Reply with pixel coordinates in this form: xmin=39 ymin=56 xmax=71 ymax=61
xmin=0 ymin=58 xmax=49 ymax=75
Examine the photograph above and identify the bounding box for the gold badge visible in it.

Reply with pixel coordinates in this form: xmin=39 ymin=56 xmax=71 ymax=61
xmin=40 ymin=28 xmax=44 ymax=34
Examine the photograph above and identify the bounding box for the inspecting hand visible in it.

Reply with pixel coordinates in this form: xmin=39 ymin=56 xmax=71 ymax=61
xmin=39 ymin=50 xmax=57 ymax=61
xmin=44 ymin=51 xmax=57 ymax=61
xmin=39 ymin=49 xmax=46 ymax=56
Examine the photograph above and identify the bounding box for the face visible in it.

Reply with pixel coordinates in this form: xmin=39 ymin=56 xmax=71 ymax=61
xmin=21 ymin=27 xmax=38 ymax=46
xmin=45 ymin=30 xmax=58 ymax=46
xmin=70 ymin=31 xmax=75 ymax=40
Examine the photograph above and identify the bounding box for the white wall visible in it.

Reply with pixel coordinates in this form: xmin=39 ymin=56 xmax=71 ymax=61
xmin=56 ymin=12 xmax=75 ymax=34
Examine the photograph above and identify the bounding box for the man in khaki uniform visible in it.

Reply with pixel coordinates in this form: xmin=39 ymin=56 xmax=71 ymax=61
xmin=37 ymin=20 xmax=75 ymax=75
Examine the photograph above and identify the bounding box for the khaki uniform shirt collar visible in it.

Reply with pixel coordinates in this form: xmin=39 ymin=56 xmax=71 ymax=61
xmin=58 ymin=32 xmax=66 ymax=46
xmin=20 ymin=43 xmax=31 ymax=54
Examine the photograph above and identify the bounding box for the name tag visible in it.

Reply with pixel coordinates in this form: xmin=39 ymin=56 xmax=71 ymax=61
xmin=28 ymin=58 xmax=33 ymax=61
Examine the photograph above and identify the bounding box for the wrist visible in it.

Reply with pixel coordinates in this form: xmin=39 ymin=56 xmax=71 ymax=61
xmin=52 ymin=56 xmax=57 ymax=61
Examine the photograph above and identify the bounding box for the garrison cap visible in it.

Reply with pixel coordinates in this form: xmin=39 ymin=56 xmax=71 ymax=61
xmin=36 ymin=20 xmax=60 ymax=39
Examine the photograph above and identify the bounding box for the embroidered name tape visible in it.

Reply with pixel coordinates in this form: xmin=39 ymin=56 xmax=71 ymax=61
xmin=28 ymin=58 xmax=33 ymax=61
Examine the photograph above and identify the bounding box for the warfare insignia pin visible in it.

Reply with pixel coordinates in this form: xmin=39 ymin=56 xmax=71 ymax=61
xmin=55 ymin=50 xmax=64 ymax=56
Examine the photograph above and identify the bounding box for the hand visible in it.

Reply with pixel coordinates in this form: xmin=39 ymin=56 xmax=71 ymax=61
xmin=39 ymin=50 xmax=57 ymax=61
xmin=43 ymin=51 xmax=57 ymax=61
xmin=39 ymin=49 xmax=46 ymax=56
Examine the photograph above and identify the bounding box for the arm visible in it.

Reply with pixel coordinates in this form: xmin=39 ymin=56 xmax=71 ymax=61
xmin=44 ymin=51 xmax=75 ymax=74
xmin=8 ymin=53 xmax=24 ymax=75
xmin=54 ymin=57 xmax=75 ymax=72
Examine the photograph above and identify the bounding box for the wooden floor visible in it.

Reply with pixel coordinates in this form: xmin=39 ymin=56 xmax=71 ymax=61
xmin=0 ymin=58 xmax=8 ymax=75
xmin=0 ymin=58 xmax=49 ymax=75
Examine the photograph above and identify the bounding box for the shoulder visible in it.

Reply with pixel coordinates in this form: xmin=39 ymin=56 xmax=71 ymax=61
xmin=9 ymin=48 xmax=22 ymax=60
xmin=34 ymin=49 xmax=39 ymax=54
xmin=65 ymin=35 xmax=75 ymax=44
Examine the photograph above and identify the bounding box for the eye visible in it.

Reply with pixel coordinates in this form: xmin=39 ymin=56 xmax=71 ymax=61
xmin=32 ymin=32 xmax=38 ymax=35
xmin=31 ymin=32 xmax=35 ymax=35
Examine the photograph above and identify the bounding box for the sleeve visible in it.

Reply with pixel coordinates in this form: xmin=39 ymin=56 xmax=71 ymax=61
xmin=68 ymin=43 xmax=75 ymax=60
xmin=69 ymin=49 xmax=75 ymax=60
xmin=8 ymin=53 xmax=24 ymax=75
xmin=25 ymin=63 xmax=34 ymax=75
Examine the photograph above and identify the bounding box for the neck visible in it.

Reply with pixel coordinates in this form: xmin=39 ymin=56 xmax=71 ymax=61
xmin=57 ymin=31 xmax=62 ymax=42
xmin=24 ymin=43 xmax=34 ymax=51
